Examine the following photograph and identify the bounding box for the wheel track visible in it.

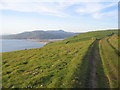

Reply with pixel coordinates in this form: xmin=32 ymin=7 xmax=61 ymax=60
xmin=87 ymin=40 xmax=99 ymax=88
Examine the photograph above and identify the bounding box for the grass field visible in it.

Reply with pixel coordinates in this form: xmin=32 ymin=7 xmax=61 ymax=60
xmin=2 ymin=29 xmax=119 ymax=88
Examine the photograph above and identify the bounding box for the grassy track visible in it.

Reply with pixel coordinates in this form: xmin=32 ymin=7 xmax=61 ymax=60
xmin=95 ymin=40 xmax=109 ymax=88
xmin=84 ymin=40 xmax=109 ymax=88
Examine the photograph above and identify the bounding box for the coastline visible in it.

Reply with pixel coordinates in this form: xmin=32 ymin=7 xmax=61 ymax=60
xmin=33 ymin=41 xmax=49 ymax=44
xmin=1 ymin=39 xmax=64 ymax=44
xmin=31 ymin=39 xmax=64 ymax=44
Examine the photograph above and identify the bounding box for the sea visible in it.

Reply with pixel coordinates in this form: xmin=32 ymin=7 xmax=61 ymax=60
xmin=0 ymin=39 xmax=46 ymax=52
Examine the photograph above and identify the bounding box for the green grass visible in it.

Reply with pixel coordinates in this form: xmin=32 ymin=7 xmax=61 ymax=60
xmin=2 ymin=39 xmax=94 ymax=88
xmin=2 ymin=29 xmax=119 ymax=88
xmin=95 ymin=40 xmax=109 ymax=88
xmin=108 ymin=34 xmax=119 ymax=51
xmin=99 ymin=36 xmax=119 ymax=88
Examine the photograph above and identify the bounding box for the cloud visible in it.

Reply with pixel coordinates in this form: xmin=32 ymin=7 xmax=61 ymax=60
xmin=0 ymin=1 xmax=70 ymax=17
xmin=0 ymin=0 xmax=118 ymax=18
xmin=76 ymin=2 xmax=117 ymax=19
xmin=92 ymin=10 xmax=117 ymax=19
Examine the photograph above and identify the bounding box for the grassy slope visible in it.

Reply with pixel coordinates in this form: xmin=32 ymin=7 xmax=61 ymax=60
xmin=2 ymin=29 xmax=119 ymax=88
xmin=2 ymin=39 xmax=94 ymax=88
xmin=108 ymin=34 xmax=120 ymax=58
xmin=47 ymin=30 xmax=118 ymax=46
xmin=99 ymin=36 xmax=119 ymax=88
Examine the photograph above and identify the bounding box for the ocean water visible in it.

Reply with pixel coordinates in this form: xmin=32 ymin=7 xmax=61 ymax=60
xmin=0 ymin=39 xmax=46 ymax=52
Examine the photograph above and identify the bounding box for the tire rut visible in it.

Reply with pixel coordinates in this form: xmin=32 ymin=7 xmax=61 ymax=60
xmin=87 ymin=40 xmax=100 ymax=88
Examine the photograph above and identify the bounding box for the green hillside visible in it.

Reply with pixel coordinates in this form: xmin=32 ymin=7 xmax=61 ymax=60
xmin=2 ymin=29 xmax=119 ymax=88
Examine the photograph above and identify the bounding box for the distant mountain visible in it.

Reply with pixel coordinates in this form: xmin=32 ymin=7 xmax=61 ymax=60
xmin=2 ymin=30 xmax=78 ymax=39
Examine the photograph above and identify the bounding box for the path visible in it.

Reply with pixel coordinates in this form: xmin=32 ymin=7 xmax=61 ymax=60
xmin=87 ymin=40 xmax=100 ymax=88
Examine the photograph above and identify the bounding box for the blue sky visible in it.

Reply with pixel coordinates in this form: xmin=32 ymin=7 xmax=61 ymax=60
xmin=0 ymin=0 xmax=119 ymax=34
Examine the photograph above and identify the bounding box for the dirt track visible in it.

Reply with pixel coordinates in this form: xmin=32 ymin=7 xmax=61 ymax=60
xmin=87 ymin=40 xmax=100 ymax=88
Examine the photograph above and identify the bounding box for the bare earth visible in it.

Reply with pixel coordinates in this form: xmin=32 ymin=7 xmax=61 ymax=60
xmin=88 ymin=40 xmax=100 ymax=88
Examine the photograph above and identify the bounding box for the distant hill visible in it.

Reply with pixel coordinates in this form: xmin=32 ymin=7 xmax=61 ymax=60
xmin=2 ymin=30 xmax=78 ymax=39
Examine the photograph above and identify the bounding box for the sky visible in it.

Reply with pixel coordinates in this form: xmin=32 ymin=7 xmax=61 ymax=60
xmin=0 ymin=0 xmax=119 ymax=34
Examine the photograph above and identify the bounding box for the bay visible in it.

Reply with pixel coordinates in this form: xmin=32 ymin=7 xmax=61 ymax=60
xmin=0 ymin=39 xmax=46 ymax=52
